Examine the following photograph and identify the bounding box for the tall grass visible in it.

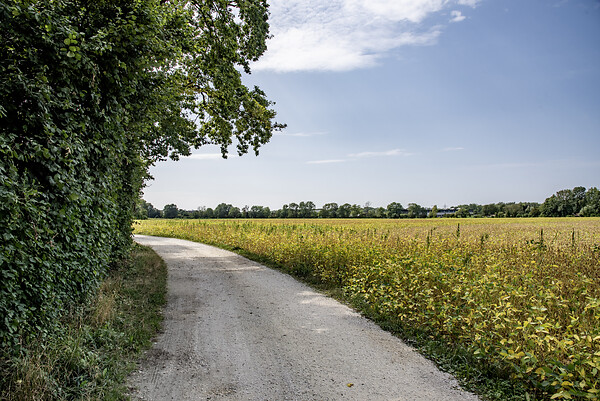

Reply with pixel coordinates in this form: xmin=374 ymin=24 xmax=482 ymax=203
xmin=0 ymin=244 xmax=167 ymax=400
xmin=135 ymin=218 xmax=600 ymax=400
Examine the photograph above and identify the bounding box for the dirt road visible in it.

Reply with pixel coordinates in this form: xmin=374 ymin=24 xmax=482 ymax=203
xmin=129 ymin=235 xmax=479 ymax=401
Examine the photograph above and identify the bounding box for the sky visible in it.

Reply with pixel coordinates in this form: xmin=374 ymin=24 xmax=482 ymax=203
xmin=143 ymin=0 xmax=600 ymax=211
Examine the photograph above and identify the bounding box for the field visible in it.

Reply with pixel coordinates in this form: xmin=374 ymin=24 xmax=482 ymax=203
xmin=134 ymin=218 xmax=600 ymax=400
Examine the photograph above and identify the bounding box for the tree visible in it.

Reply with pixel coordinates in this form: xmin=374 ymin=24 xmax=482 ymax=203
xmin=482 ymin=203 xmax=499 ymax=217
xmin=298 ymin=201 xmax=316 ymax=218
xmin=573 ymin=186 xmax=587 ymax=214
xmin=214 ymin=203 xmax=233 ymax=218
xmin=349 ymin=204 xmax=363 ymax=218
xmin=250 ymin=205 xmax=270 ymax=218
xmin=279 ymin=204 xmax=290 ymax=218
xmin=228 ymin=207 xmax=242 ymax=218
xmin=338 ymin=203 xmax=352 ymax=218
xmin=320 ymin=203 xmax=339 ymax=218
xmin=163 ymin=204 xmax=179 ymax=219
xmin=0 ymin=0 xmax=281 ymax=349
xmin=581 ymin=187 xmax=600 ymax=216
xmin=428 ymin=205 xmax=439 ymax=218
xmin=541 ymin=187 xmax=585 ymax=217
xmin=372 ymin=207 xmax=386 ymax=218
xmin=288 ymin=203 xmax=299 ymax=218
xmin=407 ymin=203 xmax=426 ymax=218
xmin=386 ymin=202 xmax=404 ymax=218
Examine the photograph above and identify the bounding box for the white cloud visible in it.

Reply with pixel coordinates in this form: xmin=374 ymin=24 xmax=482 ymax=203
xmin=187 ymin=153 xmax=223 ymax=160
xmin=348 ymin=148 xmax=413 ymax=158
xmin=307 ymin=159 xmax=347 ymax=164
xmin=450 ymin=10 xmax=466 ymax=22
xmin=276 ymin=131 xmax=327 ymax=137
xmin=253 ymin=0 xmax=481 ymax=72
xmin=442 ymin=146 xmax=465 ymax=151
xmin=307 ymin=148 xmax=412 ymax=164
xmin=457 ymin=0 xmax=481 ymax=6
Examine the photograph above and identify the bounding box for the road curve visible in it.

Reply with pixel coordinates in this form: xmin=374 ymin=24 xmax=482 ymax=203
xmin=129 ymin=235 xmax=479 ymax=401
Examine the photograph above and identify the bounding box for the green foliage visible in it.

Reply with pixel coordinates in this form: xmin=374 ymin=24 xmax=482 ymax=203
xmin=0 ymin=0 xmax=280 ymax=353
xmin=163 ymin=203 xmax=179 ymax=219
xmin=542 ymin=187 xmax=600 ymax=217
xmin=0 ymin=244 xmax=167 ymax=400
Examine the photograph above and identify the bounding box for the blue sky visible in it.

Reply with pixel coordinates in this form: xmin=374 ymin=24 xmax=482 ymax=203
xmin=143 ymin=0 xmax=600 ymax=210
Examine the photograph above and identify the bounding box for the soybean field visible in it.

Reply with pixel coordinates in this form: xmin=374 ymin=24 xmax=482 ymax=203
xmin=134 ymin=218 xmax=600 ymax=400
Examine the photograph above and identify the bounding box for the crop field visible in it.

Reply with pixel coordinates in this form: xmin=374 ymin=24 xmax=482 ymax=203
xmin=134 ymin=218 xmax=600 ymax=399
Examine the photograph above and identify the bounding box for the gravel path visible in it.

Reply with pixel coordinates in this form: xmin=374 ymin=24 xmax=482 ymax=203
xmin=129 ymin=235 xmax=479 ymax=401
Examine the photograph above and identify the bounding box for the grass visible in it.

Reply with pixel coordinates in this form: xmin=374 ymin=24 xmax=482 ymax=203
xmin=0 ymin=243 xmax=167 ymax=400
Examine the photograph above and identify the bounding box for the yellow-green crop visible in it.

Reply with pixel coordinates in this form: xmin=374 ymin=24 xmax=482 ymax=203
xmin=135 ymin=217 xmax=600 ymax=400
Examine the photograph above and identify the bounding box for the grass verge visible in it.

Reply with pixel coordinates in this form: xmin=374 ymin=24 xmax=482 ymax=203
xmin=0 ymin=243 xmax=167 ymax=400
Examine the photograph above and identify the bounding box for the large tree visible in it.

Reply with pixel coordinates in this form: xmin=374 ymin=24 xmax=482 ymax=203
xmin=0 ymin=0 xmax=281 ymax=349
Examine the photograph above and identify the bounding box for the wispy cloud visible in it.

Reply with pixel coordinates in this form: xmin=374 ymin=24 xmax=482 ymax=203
xmin=276 ymin=131 xmax=327 ymax=137
xmin=442 ymin=147 xmax=465 ymax=152
xmin=253 ymin=0 xmax=480 ymax=72
xmin=307 ymin=159 xmax=347 ymax=164
xmin=307 ymin=148 xmax=412 ymax=164
xmin=480 ymin=159 xmax=600 ymax=170
xmin=457 ymin=0 xmax=481 ymax=6
xmin=348 ymin=148 xmax=413 ymax=158
xmin=450 ymin=10 xmax=466 ymax=22
xmin=187 ymin=153 xmax=223 ymax=160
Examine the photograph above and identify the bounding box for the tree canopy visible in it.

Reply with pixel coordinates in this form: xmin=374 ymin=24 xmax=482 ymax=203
xmin=0 ymin=0 xmax=281 ymax=350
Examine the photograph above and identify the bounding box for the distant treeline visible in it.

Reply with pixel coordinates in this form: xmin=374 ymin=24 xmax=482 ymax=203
xmin=137 ymin=186 xmax=600 ymax=219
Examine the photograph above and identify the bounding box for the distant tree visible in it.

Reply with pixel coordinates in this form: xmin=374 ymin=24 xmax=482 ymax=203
xmin=581 ymin=187 xmax=600 ymax=216
xmin=372 ymin=207 xmax=386 ymax=218
xmin=541 ymin=195 xmax=559 ymax=217
xmin=250 ymin=205 xmax=270 ymax=218
xmin=228 ymin=207 xmax=242 ymax=218
xmin=386 ymin=202 xmax=404 ymax=218
xmin=482 ymin=203 xmax=499 ymax=217
xmin=503 ymin=203 xmax=520 ymax=217
xmin=469 ymin=203 xmax=484 ymax=216
xmin=363 ymin=201 xmax=374 ymax=217
xmin=263 ymin=207 xmax=272 ymax=218
xmin=557 ymin=189 xmax=576 ymax=216
xmin=349 ymin=204 xmax=363 ymax=218
xmin=452 ymin=207 xmax=470 ymax=218
xmin=338 ymin=203 xmax=352 ymax=218
xmin=298 ymin=201 xmax=316 ymax=218
xmin=205 ymin=208 xmax=214 ymax=219
xmin=279 ymin=204 xmax=290 ymax=218
xmin=214 ymin=203 xmax=233 ymax=218
xmin=526 ymin=204 xmax=541 ymax=217
xmin=573 ymin=186 xmax=587 ymax=213
xmin=428 ymin=205 xmax=439 ymax=218
xmin=288 ymin=203 xmax=299 ymax=218
xmin=320 ymin=203 xmax=339 ymax=218
xmin=135 ymin=199 xmax=151 ymax=219
xmin=407 ymin=203 xmax=426 ymax=218
xmin=163 ymin=204 xmax=179 ymax=219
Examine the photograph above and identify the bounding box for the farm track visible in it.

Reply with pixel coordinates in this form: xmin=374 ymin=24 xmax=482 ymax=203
xmin=128 ymin=235 xmax=479 ymax=401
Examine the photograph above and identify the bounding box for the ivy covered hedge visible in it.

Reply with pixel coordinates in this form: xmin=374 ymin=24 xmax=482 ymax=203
xmin=0 ymin=0 xmax=281 ymax=351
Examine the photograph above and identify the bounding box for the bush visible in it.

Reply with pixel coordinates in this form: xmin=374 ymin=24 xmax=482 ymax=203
xmin=0 ymin=0 xmax=279 ymax=352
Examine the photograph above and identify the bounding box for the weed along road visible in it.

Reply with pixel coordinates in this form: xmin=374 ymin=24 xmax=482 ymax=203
xmin=129 ymin=235 xmax=479 ymax=401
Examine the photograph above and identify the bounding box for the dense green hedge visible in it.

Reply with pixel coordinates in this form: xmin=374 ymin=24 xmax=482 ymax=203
xmin=0 ymin=0 xmax=280 ymax=351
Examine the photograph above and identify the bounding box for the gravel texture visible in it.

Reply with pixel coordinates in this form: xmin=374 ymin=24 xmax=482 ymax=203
xmin=129 ymin=235 xmax=479 ymax=401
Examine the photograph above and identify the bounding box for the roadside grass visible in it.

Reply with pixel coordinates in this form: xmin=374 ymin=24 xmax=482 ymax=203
xmin=0 ymin=243 xmax=167 ymax=400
